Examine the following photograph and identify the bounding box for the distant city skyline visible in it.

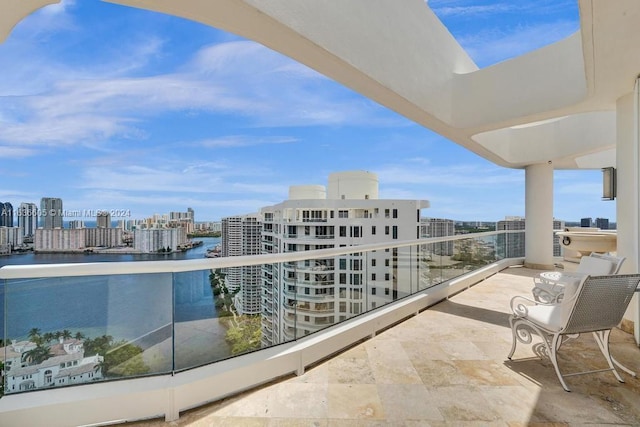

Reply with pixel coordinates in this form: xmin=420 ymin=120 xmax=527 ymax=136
xmin=0 ymin=1 xmax=615 ymax=222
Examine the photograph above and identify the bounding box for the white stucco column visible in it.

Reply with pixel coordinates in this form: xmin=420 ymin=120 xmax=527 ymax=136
xmin=524 ymin=162 xmax=554 ymax=269
xmin=616 ymin=88 xmax=640 ymax=344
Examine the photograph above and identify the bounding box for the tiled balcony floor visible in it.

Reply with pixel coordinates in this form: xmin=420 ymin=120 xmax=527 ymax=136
xmin=127 ymin=266 xmax=640 ymax=426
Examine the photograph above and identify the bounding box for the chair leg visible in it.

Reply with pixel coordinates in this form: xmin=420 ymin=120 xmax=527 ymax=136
xmin=548 ymin=333 xmax=571 ymax=392
xmin=592 ymin=331 xmax=625 ymax=383
xmin=507 ymin=315 xmax=518 ymax=359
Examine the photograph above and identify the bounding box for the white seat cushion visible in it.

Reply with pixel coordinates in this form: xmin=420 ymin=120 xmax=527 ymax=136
xmin=525 ymin=304 xmax=563 ymax=332
xmin=576 ymin=255 xmax=615 ymax=275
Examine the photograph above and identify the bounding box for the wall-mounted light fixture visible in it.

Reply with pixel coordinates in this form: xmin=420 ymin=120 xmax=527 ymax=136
xmin=602 ymin=167 xmax=616 ymax=201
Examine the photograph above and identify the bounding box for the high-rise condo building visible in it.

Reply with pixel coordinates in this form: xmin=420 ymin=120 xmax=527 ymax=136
xmin=97 ymin=211 xmax=111 ymax=228
xmin=133 ymin=228 xmax=187 ymax=253
xmin=1 ymin=202 xmax=13 ymax=227
xmin=40 ymin=197 xmax=63 ymax=229
xmin=221 ymin=214 xmax=262 ymax=315
xmin=580 ymin=217 xmax=593 ymax=227
xmin=420 ymin=218 xmax=455 ymax=256
xmin=260 ymin=171 xmax=429 ymax=347
xmin=497 ymin=216 xmax=565 ymax=258
xmin=595 ymin=217 xmax=610 ymax=230
xmin=17 ymin=202 xmax=37 ymax=237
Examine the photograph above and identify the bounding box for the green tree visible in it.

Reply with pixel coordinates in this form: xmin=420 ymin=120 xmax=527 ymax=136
xmin=225 ymin=316 xmax=262 ymax=355
xmin=42 ymin=332 xmax=54 ymax=343
xmin=21 ymin=345 xmax=53 ymax=365
xmin=27 ymin=328 xmax=42 ymax=345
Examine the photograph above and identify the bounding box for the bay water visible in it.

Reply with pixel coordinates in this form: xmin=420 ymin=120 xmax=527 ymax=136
xmin=0 ymin=238 xmax=221 ymax=342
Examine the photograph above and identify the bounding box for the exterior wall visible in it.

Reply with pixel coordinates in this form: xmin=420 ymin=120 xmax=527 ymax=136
xmin=421 ymin=218 xmax=455 ymax=255
xmin=96 ymin=212 xmax=111 ymax=228
xmin=40 ymin=198 xmax=63 ymax=229
xmin=260 ymin=172 xmax=428 ymax=346
xmin=35 ymin=228 xmax=85 ymax=251
xmin=133 ymin=228 xmax=186 ymax=253
xmin=497 ymin=217 xmax=564 ymax=259
xmin=17 ymin=202 xmax=37 ymax=237
xmin=1 ymin=202 xmax=14 ymax=227
xmin=84 ymin=227 xmax=124 ymax=247
xmin=0 ymin=227 xmax=23 ymax=249
xmin=221 ymin=214 xmax=262 ymax=315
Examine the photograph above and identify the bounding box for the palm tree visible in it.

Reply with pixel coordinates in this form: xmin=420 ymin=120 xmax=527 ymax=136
xmin=42 ymin=332 xmax=54 ymax=344
xmin=61 ymin=330 xmax=72 ymax=340
xmin=74 ymin=331 xmax=85 ymax=341
xmin=27 ymin=327 xmax=41 ymax=344
xmin=21 ymin=345 xmax=52 ymax=365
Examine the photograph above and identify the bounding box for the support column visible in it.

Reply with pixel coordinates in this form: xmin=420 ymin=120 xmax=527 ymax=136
xmin=524 ymin=162 xmax=554 ymax=269
xmin=616 ymin=88 xmax=640 ymax=344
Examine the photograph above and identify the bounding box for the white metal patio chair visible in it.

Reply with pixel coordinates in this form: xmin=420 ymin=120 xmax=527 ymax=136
xmin=532 ymin=254 xmax=625 ymax=303
xmin=509 ymin=274 xmax=640 ymax=392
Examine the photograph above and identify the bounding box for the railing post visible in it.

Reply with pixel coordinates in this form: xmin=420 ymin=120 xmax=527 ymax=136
xmin=165 ymin=388 xmax=178 ymax=422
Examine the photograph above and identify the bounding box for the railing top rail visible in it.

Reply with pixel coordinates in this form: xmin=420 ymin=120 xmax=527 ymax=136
xmin=0 ymin=230 xmax=513 ymax=279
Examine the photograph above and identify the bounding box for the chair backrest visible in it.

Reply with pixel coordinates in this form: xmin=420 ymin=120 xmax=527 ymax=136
xmin=589 ymin=253 xmax=626 ymax=274
xmin=561 ymin=274 xmax=640 ymax=335
xmin=575 ymin=254 xmax=618 ymax=275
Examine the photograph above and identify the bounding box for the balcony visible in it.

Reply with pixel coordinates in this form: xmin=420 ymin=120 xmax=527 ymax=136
xmin=124 ymin=266 xmax=640 ymax=425
xmin=1 ymin=231 xmax=638 ymax=426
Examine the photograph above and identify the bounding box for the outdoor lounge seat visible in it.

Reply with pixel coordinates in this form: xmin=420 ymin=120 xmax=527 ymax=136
xmin=509 ymin=274 xmax=640 ymax=392
xmin=532 ymin=253 xmax=625 ymax=303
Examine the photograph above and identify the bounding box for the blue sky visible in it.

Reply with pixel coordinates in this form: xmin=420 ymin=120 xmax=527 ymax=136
xmin=0 ymin=0 xmax=616 ymax=223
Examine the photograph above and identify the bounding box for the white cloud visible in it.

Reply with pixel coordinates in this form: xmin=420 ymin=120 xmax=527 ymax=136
xmin=0 ymin=146 xmax=38 ymax=157
xmin=197 ymin=135 xmax=299 ymax=148
xmin=0 ymin=39 xmax=395 ymax=150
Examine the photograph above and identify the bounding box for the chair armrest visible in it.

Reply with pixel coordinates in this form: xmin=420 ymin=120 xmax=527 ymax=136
xmin=510 ymin=295 xmax=557 ymax=317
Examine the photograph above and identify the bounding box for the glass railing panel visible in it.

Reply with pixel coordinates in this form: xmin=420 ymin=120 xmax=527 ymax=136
xmin=173 ymin=269 xmax=229 ymax=371
xmin=2 ymin=273 xmax=173 ymax=394
xmin=421 ymin=240 xmax=447 ymax=287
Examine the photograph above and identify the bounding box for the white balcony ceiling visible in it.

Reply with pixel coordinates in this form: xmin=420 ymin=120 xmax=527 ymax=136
xmin=1 ymin=0 xmax=637 ymax=170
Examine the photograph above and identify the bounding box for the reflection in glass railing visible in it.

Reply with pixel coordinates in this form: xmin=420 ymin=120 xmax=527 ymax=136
xmin=2 ymin=273 xmax=172 ymax=394
xmin=0 ymin=230 xmax=523 ymax=394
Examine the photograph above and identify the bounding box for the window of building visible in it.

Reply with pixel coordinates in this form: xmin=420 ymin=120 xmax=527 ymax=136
xmin=385 ymin=259 xmax=390 ymax=267
xmin=385 ymin=226 xmax=389 ymax=235
xmin=385 ymin=287 xmax=390 ymax=295
xmin=339 ymin=258 xmax=347 ymax=270
xmin=392 ymin=225 xmax=398 ymax=240
xmin=385 ymin=208 xmax=390 ymax=218
xmin=392 ymin=208 xmax=398 ymax=218
xmin=385 ymin=273 xmax=390 ymax=281
xmin=338 ymin=210 xmax=348 ymax=218
xmin=371 ymin=287 xmax=377 ymax=295
xmin=339 ymin=302 xmax=346 ymax=312
xmin=339 ymin=226 xmax=347 ymax=237
xmin=371 ymin=258 xmax=376 ymax=267
xmin=371 ymin=225 xmax=376 ymax=235
xmin=339 ymin=273 xmax=347 ymax=284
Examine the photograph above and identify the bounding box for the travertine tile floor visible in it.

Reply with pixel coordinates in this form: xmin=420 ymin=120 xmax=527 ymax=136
xmin=126 ymin=266 xmax=640 ymax=426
